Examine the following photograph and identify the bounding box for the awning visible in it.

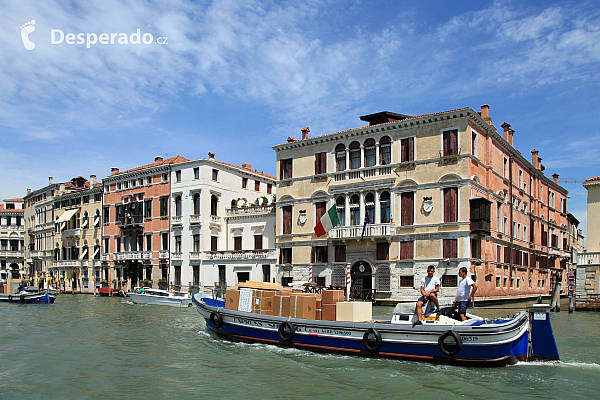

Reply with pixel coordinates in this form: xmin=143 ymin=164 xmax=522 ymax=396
xmin=56 ymin=208 xmax=79 ymax=223
xmin=78 ymin=248 xmax=88 ymax=260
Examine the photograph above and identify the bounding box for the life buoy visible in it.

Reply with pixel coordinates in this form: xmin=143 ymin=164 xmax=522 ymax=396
xmin=278 ymin=321 xmax=295 ymax=342
xmin=209 ymin=312 xmax=223 ymax=329
xmin=438 ymin=329 xmax=463 ymax=356
xmin=362 ymin=328 xmax=382 ymax=351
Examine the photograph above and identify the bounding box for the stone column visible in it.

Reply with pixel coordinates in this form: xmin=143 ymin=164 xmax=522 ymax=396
xmin=374 ymin=191 xmax=380 ymax=224
xmin=375 ymin=143 xmax=380 ymax=168
xmin=359 ymin=192 xmax=365 ymax=226
xmin=360 ymin=145 xmax=365 ymax=169
xmin=345 ymin=148 xmax=350 ymax=172
xmin=345 ymin=195 xmax=351 ymax=226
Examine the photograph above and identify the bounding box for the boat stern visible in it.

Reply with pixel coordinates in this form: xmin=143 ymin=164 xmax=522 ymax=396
xmin=528 ymin=304 xmax=560 ymax=361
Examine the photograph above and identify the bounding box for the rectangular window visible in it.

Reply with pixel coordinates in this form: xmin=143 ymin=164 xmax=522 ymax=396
xmin=443 ymin=187 xmax=458 ymax=223
xmin=400 ymin=137 xmax=414 ymax=162
xmin=267 ymin=184 xmax=272 ymax=194
xmin=174 ymin=266 xmax=181 ymax=286
xmin=442 ymin=275 xmax=458 ymax=287
xmin=255 ymin=180 xmax=260 ymax=191
xmin=116 ymin=237 xmax=121 ymax=253
xmin=350 ymin=146 xmax=360 ymax=169
xmin=336 ymin=148 xmax=346 ymax=171
xmin=443 ymin=239 xmax=457 ymax=259
xmin=212 ymin=169 xmax=218 ymax=181
xmin=503 ymin=157 xmax=508 ymax=177
xmin=334 ymin=244 xmax=346 ymax=262
xmin=254 ymin=234 xmax=263 ymax=250
xmin=311 ymin=246 xmax=328 ymax=263
xmin=519 ymin=170 xmax=523 ymax=188
xmin=400 ymin=241 xmax=414 ymax=260
xmin=194 ymin=167 xmax=199 ymax=179
xmin=193 ymin=234 xmax=200 ymax=252
xmin=504 ymin=246 xmax=511 ymax=264
xmin=399 ymin=276 xmax=414 ymax=288
xmin=496 ymin=276 xmax=501 ymax=287
xmin=175 ymin=171 xmax=181 ymax=182
xmin=193 ymin=266 xmax=200 ymax=286
xmin=146 ymin=234 xmax=152 ymax=252
xmin=376 ymin=242 xmax=389 ymax=260
xmin=497 ymin=202 xmax=502 ymax=232
xmin=162 ymin=232 xmax=169 ymax=250
xmin=162 ymin=173 xmax=168 ymax=182
xmin=234 ymin=236 xmax=242 ymax=251
xmin=175 ymin=235 xmax=182 ymax=252
xmin=497 ymin=245 xmax=501 ymax=262
xmin=144 ymin=199 xmax=152 ymax=218
xmin=103 ymin=206 xmax=110 ymax=224
xmin=401 ymin=192 xmax=414 ymax=226
xmin=160 ymin=196 xmax=169 ymax=217
xmin=104 ymin=238 xmax=109 ymax=253
xmin=315 ymin=201 xmax=326 ymax=222
xmin=471 ymin=238 xmax=480 ymax=259
xmin=282 ymin=205 xmax=292 ymax=235
xmin=242 ymin=177 xmax=248 ymax=188
xmin=280 ymin=158 xmax=293 ymax=180
xmin=280 ymin=248 xmax=292 ymax=264
xmin=442 ymin=129 xmax=458 ymax=156
xmin=472 ymin=132 xmax=478 ymax=157
xmin=364 ymin=145 xmax=376 ymax=167
xmin=315 ymin=152 xmax=327 ymax=175
xmin=211 ymin=236 xmax=218 ymax=251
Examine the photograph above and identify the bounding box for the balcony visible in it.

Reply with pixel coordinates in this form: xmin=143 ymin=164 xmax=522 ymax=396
xmin=159 ymin=250 xmax=169 ymax=259
xmin=190 ymin=251 xmax=202 ymax=261
xmin=63 ymin=228 xmax=81 ymax=238
xmin=333 ymin=165 xmax=393 ymax=182
xmin=0 ymin=225 xmax=25 ymax=232
xmin=0 ymin=250 xmax=24 ymax=258
xmin=117 ymin=215 xmax=144 ymax=229
xmin=329 ymin=223 xmax=391 ymax=239
xmin=54 ymin=260 xmax=81 ymax=268
xmin=189 ymin=214 xmax=202 ymax=224
xmin=204 ymin=249 xmax=277 ymax=261
xmin=171 ymin=252 xmax=183 ymax=261
xmin=439 ymin=148 xmax=462 ymax=160
xmin=34 ymin=222 xmax=55 ymax=231
xmin=578 ymin=252 xmax=600 ymax=266
xmin=93 ymin=260 xmax=102 ymax=267
xmin=226 ymin=205 xmax=276 ymax=217
xmin=116 ymin=251 xmax=152 ymax=261
xmin=101 ymin=254 xmax=109 ymax=261
xmin=171 ymin=215 xmax=182 ymax=226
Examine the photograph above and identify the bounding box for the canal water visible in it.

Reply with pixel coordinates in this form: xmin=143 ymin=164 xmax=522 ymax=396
xmin=1 ymin=295 xmax=599 ymax=399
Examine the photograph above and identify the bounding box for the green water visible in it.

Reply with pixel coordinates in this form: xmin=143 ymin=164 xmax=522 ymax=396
xmin=0 ymin=296 xmax=599 ymax=399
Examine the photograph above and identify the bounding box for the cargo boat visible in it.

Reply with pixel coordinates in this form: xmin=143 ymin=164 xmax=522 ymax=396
xmin=192 ymin=287 xmax=560 ymax=367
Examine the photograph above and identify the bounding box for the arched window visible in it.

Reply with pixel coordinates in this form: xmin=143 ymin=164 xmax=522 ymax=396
xmin=230 ymin=199 xmax=236 ymax=208
xmin=350 ymin=194 xmax=360 ymax=226
xmin=175 ymin=195 xmax=182 ymax=217
xmin=211 ymin=195 xmax=218 ymax=216
xmin=380 ymin=191 xmax=390 ymax=223
xmin=193 ymin=193 xmax=201 ymax=215
xmin=364 ymin=138 xmax=376 ymax=167
xmin=365 ymin=193 xmax=375 ymax=223
xmin=349 ymin=141 xmax=361 ymax=169
xmin=335 ymin=143 xmax=346 ymax=171
xmin=82 ymin=211 xmax=89 ymax=229
xmin=375 ymin=266 xmax=391 ymax=291
xmin=336 ymin=196 xmax=346 ymax=226
xmin=380 ymin=136 xmax=391 ymax=165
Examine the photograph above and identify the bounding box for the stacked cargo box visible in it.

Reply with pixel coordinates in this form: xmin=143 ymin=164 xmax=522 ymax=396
xmin=321 ymin=289 xmax=344 ymax=321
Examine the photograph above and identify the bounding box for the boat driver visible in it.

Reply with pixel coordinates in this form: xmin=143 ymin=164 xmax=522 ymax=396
xmin=453 ymin=267 xmax=478 ymax=321
xmin=415 ymin=265 xmax=440 ymax=324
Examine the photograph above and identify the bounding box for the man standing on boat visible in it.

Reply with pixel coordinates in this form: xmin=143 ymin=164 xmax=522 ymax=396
xmin=454 ymin=267 xmax=477 ymax=321
xmin=415 ymin=265 xmax=440 ymax=323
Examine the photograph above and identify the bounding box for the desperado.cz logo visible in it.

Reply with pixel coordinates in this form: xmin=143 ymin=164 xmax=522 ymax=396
xmin=20 ymin=21 xmax=168 ymax=50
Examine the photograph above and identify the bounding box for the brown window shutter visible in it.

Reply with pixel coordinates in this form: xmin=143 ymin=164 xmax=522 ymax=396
xmin=283 ymin=206 xmax=292 ymax=235
xmin=280 ymin=160 xmax=284 ymax=180
xmin=401 ymin=139 xmax=407 ymax=162
xmin=335 ymin=245 xmax=346 ymax=262
xmin=254 ymin=235 xmax=263 ymax=250
xmin=400 ymin=241 xmax=413 ymax=260
xmin=234 ymin=236 xmax=242 ymax=251
xmin=443 ymin=130 xmax=450 ymax=155
xmin=443 ymin=239 xmax=457 ymax=259
xmin=287 ymin=159 xmax=292 ymax=179
xmin=321 ymin=152 xmax=326 ymax=174
xmin=315 ymin=153 xmax=320 ymax=174
xmin=377 ymin=242 xmax=389 ymax=260
xmin=316 ymin=202 xmax=326 ymax=221
xmin=504 ymin=246 xmax=510 ymax=263
xmin=401 ymin=192 xmax=414 ymax=226
xmin=279 ymin=249 xmax=283 ymax=264
xmin=408 ymin=137 xmax=414 ymax=161
xmin=444 ymin=188 xmax=458 ymax=223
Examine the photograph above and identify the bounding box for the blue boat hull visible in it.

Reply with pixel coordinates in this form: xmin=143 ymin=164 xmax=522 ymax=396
xmin=193 ymin=295 xmax=533 ymax=367
xmin=0 ymin=292 xmax=55 ymax=304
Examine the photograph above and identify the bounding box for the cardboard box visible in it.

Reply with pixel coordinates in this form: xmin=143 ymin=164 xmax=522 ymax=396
xmin=322 ymin=303 xmax=337 ymax=321
xmin=273 ymin=294 xmax=291 ymax=317
xmin=336 ymin=301 xmax=372 ymax=322
xmin=225 ymin=289 xmax=241 ymax=310
xmin=322 ymin=289 xmax=345 ymax=305
xmin=252 ymin=290 xmax=275 ymax=314
xmin=316 ymin=299 xmax=322 ymax=320
xmin=290 ymin=294 xmax=317 ymax=319
xmin=238 ymin=281 xmax=284 ymax=291
xmin=260 ymin=296 xmax=274 ymax=314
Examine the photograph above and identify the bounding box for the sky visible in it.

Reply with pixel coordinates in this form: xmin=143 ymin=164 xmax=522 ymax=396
xmin=1 ymin=0 xmax=599 ymax=243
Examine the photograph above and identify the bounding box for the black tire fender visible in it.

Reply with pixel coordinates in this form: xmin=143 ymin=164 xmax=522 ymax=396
xmin=278 ymin=321 xmax=295 ymax=342
xmin=438 ymin=329 xmax=463 ymax=356
xmin=8 ymin=295 xmax=12 ymax=301
xmin=209 ymin=312 xmax=223 ymax=329
xmin=20 ymin=294 xmax=25 ymax=302
xmin=362 ymin=328 xmax=382 ymax=351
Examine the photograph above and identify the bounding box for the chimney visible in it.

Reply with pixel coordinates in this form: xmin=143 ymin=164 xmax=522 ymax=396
xmin=480 ymin=104 xmax=492 ymax=124
xmin=531 ymin=150 xmax=539 ymax=169
xmin=208 ymin=152 xmax=215 ymax=160
xmin=27 ymin=188 xmax=31 ymax=195
xmin=154 ymin=156 xmax=163 ymax=162
xmin=301 ymin=127 xmax=310 ymax=140
xmin=553 ymin=173 xmax=559 ymax=184
xmin=508 ymin=129 xmax=515 ymax=146
xmin=501 ymin=122 xmax=512 ymax=145
xmin=111 ymin=167 xmax=120 ymax=175
xmin=59 ymin=183 xmax=65 ymax=195
xmin=242 ymin=163 xmax=252 ymax=169
xmin=287 ymin=137 xmax=297 ymax=143
xmin=48 ymin=176 xmax=53 ymax=185
xmin=90 ymin=174 xmax=97 ymax=187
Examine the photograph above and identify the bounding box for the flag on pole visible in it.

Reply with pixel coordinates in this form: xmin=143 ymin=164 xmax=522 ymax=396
xmin=314 ymin=205 xmax=340 ymax=237
xmin=360 ymin=211 xmax=371 ymax=241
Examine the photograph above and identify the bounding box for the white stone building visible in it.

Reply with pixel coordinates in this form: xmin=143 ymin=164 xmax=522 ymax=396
xmin=169 ymin=153 xmax=276 ymax=293
xmin=0 ymin=198 xmax=25 ymax=283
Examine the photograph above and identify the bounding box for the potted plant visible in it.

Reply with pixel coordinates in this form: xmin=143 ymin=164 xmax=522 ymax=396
xmin=99 ymin=279 xmax=109 ymax=288
xmin=158 ymin=278 xmax=168 ymax=290
xmin=261 ymin=196 xmax=269 ymax=205
xmin=140 ymin=279 xmax=153 ymax=288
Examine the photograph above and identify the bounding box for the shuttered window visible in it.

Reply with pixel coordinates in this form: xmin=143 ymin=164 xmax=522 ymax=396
xmin=335 ymin=244 xmax=346 ymax=262
xmin=211 ymin=236 xmax=218 ymax=251
xmin=376 ymin=242 xmax=389 ymax=260
xmin=234 ymin=236 xmax=242 ymax=251
xmin=282 ymin=206 xmax=292 ymax=235
xmin=400 ymin=137 xmax=414 ymax=162
xmin=254 ymin=234 xmax=263 ymax=250
xmin=443 ymin=239 xmax=457 ymax=259
xmin=442 ymin=129 xmax=458 ymax=156
xmin=400 ymin=241 xmax=414 ymax=260
xmin=315 ymin=202 xmax=326 ymax=221
xmin=401 ymin=192 xmax=414 ymax=226
xmin=315 ymin=152 xmax=327 ymax=174
xmin=280 ymin=158 xmax=293 ymax=179
xmin=311 ymin=246 xmax=328 ymax=263
xmin=443 ymin=187 xmax=458 ymax=223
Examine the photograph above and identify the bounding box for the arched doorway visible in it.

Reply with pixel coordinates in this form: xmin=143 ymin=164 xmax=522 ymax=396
xmin=351 ymin=260 xmax=372 ymax=299
xmin=71 ymin=271 xmax=78 ymax=290
xmin=9 ymin=263 xmax=20 ymax=279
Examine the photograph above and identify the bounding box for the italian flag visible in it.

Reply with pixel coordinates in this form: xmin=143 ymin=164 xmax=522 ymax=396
xmin=314 ymin=205 xmax=340 ymax=237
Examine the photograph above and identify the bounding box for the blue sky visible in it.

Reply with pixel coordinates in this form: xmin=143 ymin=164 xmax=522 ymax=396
xmin=1 ymin=0 xmax=598 ymax=242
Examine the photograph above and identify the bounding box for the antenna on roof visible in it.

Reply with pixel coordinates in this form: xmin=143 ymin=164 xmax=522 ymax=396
xmin=164 ymin=153 xmax=168 ymax=159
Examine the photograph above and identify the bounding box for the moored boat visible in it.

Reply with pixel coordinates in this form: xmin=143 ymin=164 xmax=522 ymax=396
xmin=192 ymin=290 xmax=559 ymax=367
xmin=0 ymin=286 xmax=55 ymax=304
xmin=129 ymin=287 xmax=192 ymax=307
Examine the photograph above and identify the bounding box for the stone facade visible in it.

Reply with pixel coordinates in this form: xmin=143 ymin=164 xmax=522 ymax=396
xmin=577 ymin=177 xmax=600 ymax=308
xmin=273 ymin=106 xmax=571 ymax=302
xmin=0 ymin=198 xmax=25 ymax=283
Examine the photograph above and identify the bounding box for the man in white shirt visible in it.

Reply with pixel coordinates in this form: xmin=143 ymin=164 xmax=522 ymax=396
xmin=454 ymin=267 xmax=477 ymax=321
xmin=415 ymin=265 xmax=440 ymax=323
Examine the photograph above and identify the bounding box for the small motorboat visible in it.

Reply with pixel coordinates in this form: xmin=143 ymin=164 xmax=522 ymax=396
xmin=193 ymin=292 xmax=559 ymax=367
xmin=128 ymin=287 xmax=192 ymax=307
xmin=0 ymin=286 xmax=55 ymax=304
